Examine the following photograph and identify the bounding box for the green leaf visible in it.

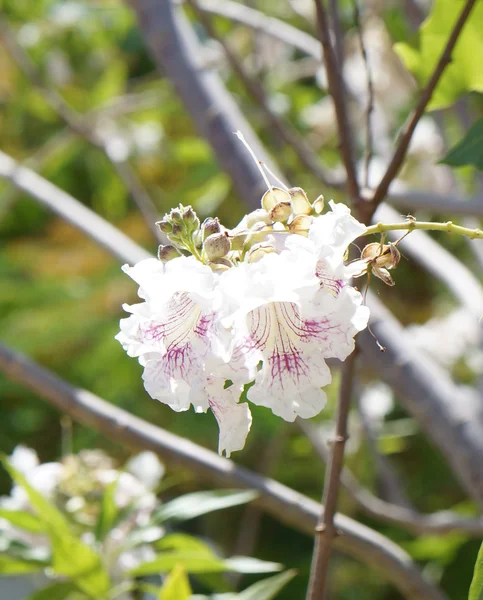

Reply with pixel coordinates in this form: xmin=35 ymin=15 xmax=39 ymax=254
xmin=153 ymin=490 xmax=257 ymax=524
xmin=95 ymin=477 xmax=119 ymax=541
xmin=0 ymin=553 xmax=45 ymax=575
xmin=158 ymin=564 xmax=192 ymax=600
xmin=232 ymin=570 xmax=297 ymax=600
xmin=1 ymin=457 xmax=111 ymax=599
xmin=0 ymin=508 xmax=46 ymax=533
xmin=129 ymin=551 xmax=227 ymax=576
xmin=441 ymin=117 xmax=483 ymax=170
xmin=469 ymin=542 xmax=483 ymax=600
xmin=223 ymin=557 xmax=282 ymax=574
xmin=394 ymin=0 xmax=483 ymax=110
xmin=24 ymin=582 xmax=79 ymax=600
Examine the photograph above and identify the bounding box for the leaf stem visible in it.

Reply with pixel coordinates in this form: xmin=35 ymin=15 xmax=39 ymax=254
xmin=363 ymin=220 xmax=483 ymax=240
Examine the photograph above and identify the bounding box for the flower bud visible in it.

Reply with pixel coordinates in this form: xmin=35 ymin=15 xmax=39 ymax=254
xmin=312 ymin=195 xmax=325 ymax=214
xmin=202 ymin=217 xmax=221 ymax=239
xmin=183 ymin=206 xmax=195 ymax=221
xmin=170 ymin=208 xmax=183 ymax=225
xmin=244 ymin=209 xmax=271 ymax=229
xmin=289 ymin=187 xmax=312 ymax=215
xmin=288 ymin=214 xmax=313 ymax=235
xmin=171 ymin=223 xmax=183 ymax=236
xmin=157 ymin=244 xmax=179 ymax=262
xmin=261 ymin=187 xmax=291 ymax=211
xmin=246 ymin=242 xmax=276 ymax=263
xmin=209 ymin=257 xmax=233 ymax=272
xmin=156 ymin=219 xmax=172 ymax=234
xmin=204 ymin=232 xmax=231 ymax=260
xmin=269 ymin=201 xmax=291 ymax=223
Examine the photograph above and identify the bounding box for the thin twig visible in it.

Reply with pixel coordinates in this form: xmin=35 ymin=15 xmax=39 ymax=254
xmin=328 ymin=0 xmax=344 ymax=68
xmin=353 ymin=0 xmax=374 ymax=189
xmin=313 ymin=0 xmax=360 ymax=205
xmin=0 ymin=342 xmax=446 ymax=600
xmin=307 ymin=350 xmax=357 ymax=600
xmin=187 ymin=0 xmax=343 ymax=189
xmin=0 ymin=17 xmax=163 ymax=242
xmin=369 ymin=0 xmax=479 ymax=215
xmin=298 ymin=418 xmax=483 ymax=537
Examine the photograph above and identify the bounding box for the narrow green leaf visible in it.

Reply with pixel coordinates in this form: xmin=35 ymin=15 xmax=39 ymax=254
xmin=153 ymin=490 xmax=257 ymax=524
xmin=441 ymin=117 xmax=483 ymax=171
xmin=129 ymin=551 xmax=226 ymax=576
xmin=158 ymin=564 xmax=192 ymax=600
xmin=24 ymin=581 xmax=79 ymax=600
xmin=156 ymin=533 xmax=216 ymax=553
xmin=0 ymin=508 xmax=46 ymax=532
xmin=233 ymin=570 xmax=297 ymax=600
xmin=95 ymin=478 xmax=118 ymax=541
xmin=469 ymin=542 xmax=483 ymax=600
xmin=223 ymin=556 xmax=282 ymax=574
xmin=0 ymin=553 xmax=45 ymax=575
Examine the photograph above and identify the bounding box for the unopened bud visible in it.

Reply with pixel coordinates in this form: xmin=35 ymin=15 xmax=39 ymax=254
xmin=269 ymin=201 xmax=291 ymax=223
xmin=157 ymin=244 xmax=179 ymax=262
xmin=312 ymin=195 xmax=325 ymax=214
xmin=289 ymin=187 xmax=312 ymax=215
xmin=261 ymin=187 xmax=291 ymax=211
xmin=156 ymin=219 xmax=172 ymax=234
xmin=288 ymin=214 xmax=313 ymax=235
xmin=245 ymin=209 xmax=271 ymax=229
xmin=204 ymin=232 xmax=231 ymax=260
xmin=209 ymin=257 xmax=232 ymax=272
xmin=171 ymin=223 xmax=183 ymax=237
xmin=170 ymin=208 xmax=183 ymax=225
xmin=246 ymin=242 xmax=276 ymax=263
xmin=202 ymin=217 xmax=221 ymax=239
xmin=183 ymin=206 xmax=195 ymax=221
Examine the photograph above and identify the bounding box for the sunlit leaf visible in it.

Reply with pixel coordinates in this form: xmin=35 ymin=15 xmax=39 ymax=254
xmin=441 ymin=117 xmax=483 ymax=171
xmin=158 ymin=564 xmax=192 ymax=600
xmin=24 ymin=582 xmax=79 ymax=600
xmin=232 ymin=570 xmax=297 ymax=600
xmin=0 ymin=553 xmax=45 ymax=575
xmin=469 ymin=542 xmax=483 ymax=600
xmin=153 ymin=490 xmax=257 ymax=524
xmin=95 ymin=477 xmax=118 ymax=541
xmin=394 ymin=0 xmax=483 ymax=110
xmin=0 ymin=508 xmax=46 ymax=533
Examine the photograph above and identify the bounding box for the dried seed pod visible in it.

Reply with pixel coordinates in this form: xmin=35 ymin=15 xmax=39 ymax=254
xmin=289 ymin=187 xmax=312 ymax=215
xmin=269 ymin=201 xmax=292 ymax=223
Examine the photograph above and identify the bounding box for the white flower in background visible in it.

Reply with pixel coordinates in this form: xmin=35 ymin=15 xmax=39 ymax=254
xmin=117 ymin=187 xmax=370 ymax=455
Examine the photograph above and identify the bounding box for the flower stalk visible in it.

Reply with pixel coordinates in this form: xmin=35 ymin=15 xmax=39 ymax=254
xmin=363 ymin=220 xmax=483 ymax=240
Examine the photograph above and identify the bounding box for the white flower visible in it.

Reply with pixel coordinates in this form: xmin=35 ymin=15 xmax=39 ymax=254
xmin=116 ymin=256 xmax=251 ymax=457
xmin=126 ymin=452 xmax=165 ymax=491
xmin=218 ymin=202 xmax=369 ymax=422
xmin=117 ymin=200 xmax=370 ymax=453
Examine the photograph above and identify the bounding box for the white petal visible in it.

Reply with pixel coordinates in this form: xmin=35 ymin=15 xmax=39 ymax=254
xmin=206 ymin=378 xmax=252 ymax=457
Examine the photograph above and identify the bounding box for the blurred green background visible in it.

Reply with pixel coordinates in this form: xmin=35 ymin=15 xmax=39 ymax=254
xmin=1 ymin=0 xmax=482 ymax=598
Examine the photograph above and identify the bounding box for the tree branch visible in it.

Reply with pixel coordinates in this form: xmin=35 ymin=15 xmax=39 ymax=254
xmin=0 ymin=150 xmax=150 ymax=265
xmin=186 ymin=0 xmax=343 ymax=189
xmin=0 ymin=342 xmax=446 ymax=600
xmin=307 ymin=351 xmax=357 ymax=600
xmin=369 ymin=0 xmax=479 ymax=213
xmin=299 ymin=418 xmax=483 ymax=537
xmin=127 ymin=0 xmax=276 ymax=209
xmin=313 ymin=0 xmax=360 ymax=205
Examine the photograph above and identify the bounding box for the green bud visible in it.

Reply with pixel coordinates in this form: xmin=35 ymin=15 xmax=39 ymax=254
xmin=158 ymin=244 xmax=180 ymax=262
xmin=289 ymin=187 xmax=312 ymax=216
xmin=269 ymin=201 xmax=291 ymax=223
xmin=202 ymin=217 xmax=221 ymax=239
xmin=171 ymin=223 xmax=183 ymax=236
xmin=156 ymin=219 xmax=172 ymax=234
xmin=170 ymin=208 xmax=183 ymax=225
xmin=204 ymin=232 xmax=231 ymax=260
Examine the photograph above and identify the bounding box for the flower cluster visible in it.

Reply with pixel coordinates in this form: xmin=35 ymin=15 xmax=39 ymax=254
xmin=116 ymin=187 xmax=370 ymax=456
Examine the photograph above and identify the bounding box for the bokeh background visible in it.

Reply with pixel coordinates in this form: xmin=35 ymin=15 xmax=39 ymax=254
xmin=1 ymin=0 xmax=482 ymax=598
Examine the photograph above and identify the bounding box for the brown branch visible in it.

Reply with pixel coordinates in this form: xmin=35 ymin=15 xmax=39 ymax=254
xmin=353 ymin=0 xmax=374 ymax=190
xmin=313 ymin=0 xmax=360 ymax=205
xmin=0 ymin=342 xmax=446 ymax=600
xmin=186 ymin=0 xmax=343 ymax=189
xmin=306 ymin=350 xmax=357 ymax=600
xmin=369 ymin=0 xmax=479 ymax=216
xmin=299 ymin=418 xmax=483 ymax=537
